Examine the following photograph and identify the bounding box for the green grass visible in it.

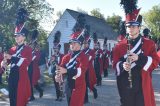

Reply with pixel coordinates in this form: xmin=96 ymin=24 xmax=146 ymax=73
xmin=0 ymin=70 xmax=53 ymax=88
xmin=0 ymin=80 xmax=8 ymax=98
xmin=0 ymin=74 xmax=8 ymax=89
xmin=0 ymin=82 xmax=8 ymax=89
xmin=0 ymin=69 xmax=54 ymax=98
xmin=43 ymin=71 xmax=53 ymax=84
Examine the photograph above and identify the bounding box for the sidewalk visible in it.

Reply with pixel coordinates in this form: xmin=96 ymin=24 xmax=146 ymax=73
xmin=28 ymin=71 xmax=120 ymax=106
xmin=1 ymin=69 xmax=160 ymax=106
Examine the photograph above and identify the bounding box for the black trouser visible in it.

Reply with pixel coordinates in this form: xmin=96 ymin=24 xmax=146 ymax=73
xmin=34 ymin=84 xmax=43 ymax=94
xmin=0 ymin=73 xmax=2 ymax=84
xmin=120 ymin=89 xmax=144 ymax=106
xmin=103 ymin=68 xmax=108 ymax=77
xmin=53 ymin=75 xmax=61 ymax=99
xmin=84 ymin=70 xmax=90 ymax=102
xmin=65 ymin=81 xmax=72 ymax=106
xmin=117 ymin=78 xmax=144 ymax=106
xmin=28 ymin=63 xmax=34 ymax=98
xmin=8 ymin=69 xmax=19 ymax=106
xmin=94 ymin=66 xmax=102 ymax=85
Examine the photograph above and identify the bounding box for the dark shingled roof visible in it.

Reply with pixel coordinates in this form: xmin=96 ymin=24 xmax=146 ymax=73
xmin=66 ymin=9 xmax=118 ymax=40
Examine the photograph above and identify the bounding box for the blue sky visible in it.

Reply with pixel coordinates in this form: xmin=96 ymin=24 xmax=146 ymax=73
xmin=46 ymin=0 xmax=160 ymax=19
xmin=43 ymin=0 xmax=159 ymax=31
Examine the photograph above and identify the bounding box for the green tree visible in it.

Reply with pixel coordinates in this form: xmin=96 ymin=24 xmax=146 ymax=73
xmin=143 ymin=5 xmax=160 ymax=39
xmin=0 ymin=0 xmax=54 ymax=50
xmin=90 ymin=8 xmax=105 ymax=19
xmin=77 ymin=7 xmax=88 ymax=14
xmin=54 ymin=10 xmax=63 ymax=23
xmin=38 ymin=27 xmax=49 ymax=51
xmin=106 ymin=14 xmax=122 ymax=32
xmin=56 ymin=11 xmax=63 ymax=19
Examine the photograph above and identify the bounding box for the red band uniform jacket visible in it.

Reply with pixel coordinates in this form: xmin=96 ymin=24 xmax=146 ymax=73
xmin=32 ymin=49 xmax=41 ymax=86
xmin=83 ymin=48 xmax=97 ymax=91
xmin=93 ymin=49 xmax=103 ymax=75
xmin=113 ymin=37 xmax=159 ymax=106
xmin=60 ymin=51 xmax=88 ymax=106
xmin=9 ymin=44 xmax=32 ymax=106
xmin=103 ymin=50 xmax=110 ymax=70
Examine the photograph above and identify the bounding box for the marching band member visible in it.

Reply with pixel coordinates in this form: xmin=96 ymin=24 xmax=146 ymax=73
xmin=48 ymin=31 xmax=64 ymax=101
xmin=55 ymin=14 xmax=89 ymax=106
xmin=117 ymin=21 xmax=126 ymax=42
xmin=1 ymin=8 xmax=32 ymax=105
xmin=102 ymin=37 xmax=110 ymax=77
xmin=29 ymin=42 xmax=43 ymax=101
xmin=113 ymin=1 xmax=159 ymax=106
xmin=93 ymin=33 xmax=103 ymax=86
xmin=83 ymin=32 xmax=98 ymax=103
xmin=143 ymin=28 xmax=151 ymax=39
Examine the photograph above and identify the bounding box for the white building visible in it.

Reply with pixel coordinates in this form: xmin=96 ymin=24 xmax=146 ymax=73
xmin=47 ymin=9 xmax=118 ymax=57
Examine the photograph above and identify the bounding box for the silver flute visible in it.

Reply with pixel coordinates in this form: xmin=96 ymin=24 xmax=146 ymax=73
xmin=126 ymin=36 xmax=132 ymax=88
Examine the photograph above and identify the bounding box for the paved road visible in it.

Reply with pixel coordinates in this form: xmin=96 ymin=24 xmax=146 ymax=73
xmin=1 ymin=69 xmax=160 ymax=106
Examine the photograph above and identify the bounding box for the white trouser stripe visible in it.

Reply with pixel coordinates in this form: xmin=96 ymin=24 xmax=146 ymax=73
xmin=116 ymin=61 xmax=121 ymax=76
xmin=72 ymin=67 xmax=81 ymax=79
xmin=76 ymin=67 xmax=81 ymax=77
xmin=89 ymin=56 xmax=92 ymax=61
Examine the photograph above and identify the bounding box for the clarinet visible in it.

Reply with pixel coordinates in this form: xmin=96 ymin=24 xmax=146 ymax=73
xmin=58 ymin=72 xmax=64 ymax=98
xmin=126 ymin=36 xmax=132 ymax=88
xmin=55 ymin=56 xmax=64 ymax=99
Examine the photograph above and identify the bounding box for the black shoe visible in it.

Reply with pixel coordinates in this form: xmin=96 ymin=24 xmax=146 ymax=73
xmin=84 ymin=100 xmax=89 ymax=104
xmin=93 ymin=89 xmax=98 ymax=99
xmin=96 ymin=82 xmax=100 ymax=86
xmin=39 ymin=90 xmax=43 ymax=98
xmin=96 ymin=84 xmax=99 ymax=86
xmin=55 ymin=98 xmax=59 ymax=101
xmin=29 ymin=96 xmax=35 ymax=101
xmin=62 ymin=93 xmax=65 ymax=98
xmin=99 ymin=81 xmax=102 ymax=86
xmin=58 ymin=97 xmax=62 ymax=101
xmin=104 ymin=75 xmax=108 ymax=78
xmin=55 ymin=98 xmax=62 ymax=101
xmin=39 ymin=82 xmax=46 ymax=87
